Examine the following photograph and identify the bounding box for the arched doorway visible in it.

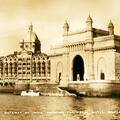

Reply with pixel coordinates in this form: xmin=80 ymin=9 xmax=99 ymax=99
xmin=73 ymin=55 xmax=84 ymax=81
xmin=97 ymin=57 xmax=106 ymax=80
xmin=56 ymin=62 xmax=63 ymax=84
xmin=100 ymin=70 xmax=105 ymax=80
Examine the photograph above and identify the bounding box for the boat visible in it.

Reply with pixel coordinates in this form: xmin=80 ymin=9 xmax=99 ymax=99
xmin=21 ymin=90 xmax=39 ymax=96
xmin=79 ymin=92 xmax=86 ymax=96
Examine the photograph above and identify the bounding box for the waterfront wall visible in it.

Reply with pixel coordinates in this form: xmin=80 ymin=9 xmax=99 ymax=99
xmin=67 ymin=80 xmax=120 ymax=97
xmin=14 ymin=82 xmax=59 ymax=94
xmin=1 ymin=80 xmax=120 ymax=97
xmin=30 ymin=83 xmax=59 ymax=93
xmin=14 ymin=83 xmax=29 ymax=94
xmin=0 ymin=86 xmax=14 ymax=93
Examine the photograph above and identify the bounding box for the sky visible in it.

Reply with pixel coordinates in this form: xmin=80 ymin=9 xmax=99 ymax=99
xmin=0 ymin=0 xmax=120 ymax=56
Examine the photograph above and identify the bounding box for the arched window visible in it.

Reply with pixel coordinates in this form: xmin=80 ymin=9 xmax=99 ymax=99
xmin=42 ymin=61 xmax=45 ymax=76
xmin=9 ymin=62 xmax=12 ymax=75
xmin=5 ymin=62 xmax=8 ymax=76
xmin=0 ymin=62 xmax=3 ymax=76
xmin=4 ymin=82 xmax=8 ymax=86
xmin=37 ymin=62 xmax=41 ymax=74
xmin=58 ymin=72 xmax=61 ymax=83
xmin=47 ymin=60 xmax=51 ymax=74
xmin=32 ymin=62 xmax=36 ymax=75
xmin=13 ymin=62 xmax=17 ymax=75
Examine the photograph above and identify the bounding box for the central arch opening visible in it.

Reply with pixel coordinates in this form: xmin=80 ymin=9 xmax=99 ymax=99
xmin=73 ymin=55 xmax=84 ymax=81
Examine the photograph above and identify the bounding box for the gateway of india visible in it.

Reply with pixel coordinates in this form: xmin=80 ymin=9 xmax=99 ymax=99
xmin=50 ymin=16 xmax=120 ymax=83
xmin=0 ymin=15 xmax=120 ymax=96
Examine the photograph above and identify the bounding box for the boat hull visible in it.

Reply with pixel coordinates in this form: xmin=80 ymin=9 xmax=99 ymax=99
xmin=21 ymin=90 xmax=39 ymax=96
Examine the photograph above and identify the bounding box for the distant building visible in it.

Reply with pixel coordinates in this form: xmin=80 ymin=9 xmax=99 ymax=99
xmin=0 ymin=24 xmax=51 ymax=83
xmin=50 ymin=16 xmax=120 ymax=84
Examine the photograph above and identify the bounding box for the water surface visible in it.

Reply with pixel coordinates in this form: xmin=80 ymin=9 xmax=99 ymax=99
xmin=0 ymin=94 xmax=120 ymax=120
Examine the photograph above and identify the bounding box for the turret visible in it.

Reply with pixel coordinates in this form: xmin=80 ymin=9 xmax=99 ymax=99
xmin=108 ymin=20 xmax=114 ymax=35
xmin=85 ymin=15 xmax=94 ymax=80
xmin=86 ymin=15 xmax=93 ymax=31
xmin=28 ymin=23 xmax=33 ymax=32
xmin=63 ymin=20 xmax=69 ymax=35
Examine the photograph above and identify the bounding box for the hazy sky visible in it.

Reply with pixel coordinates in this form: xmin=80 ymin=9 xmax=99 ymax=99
xmin=0 ymin=0 xmax=120 ymax=55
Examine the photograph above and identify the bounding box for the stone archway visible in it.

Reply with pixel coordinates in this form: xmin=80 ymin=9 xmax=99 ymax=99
xmin=73 ymin=55 xmax=84 ymax=81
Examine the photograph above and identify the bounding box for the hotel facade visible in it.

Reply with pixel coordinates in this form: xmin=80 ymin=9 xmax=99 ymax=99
xmin=0 ymin=24 xmax=51 ymax=84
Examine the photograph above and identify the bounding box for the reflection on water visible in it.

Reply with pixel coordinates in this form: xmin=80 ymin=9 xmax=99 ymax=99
xmin=0 ymin=94 xmax=119 ymax=120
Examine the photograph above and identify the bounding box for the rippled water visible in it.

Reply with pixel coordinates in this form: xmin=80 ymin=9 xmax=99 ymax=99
xmin=0 ymin=94 xmax=120 ymax=120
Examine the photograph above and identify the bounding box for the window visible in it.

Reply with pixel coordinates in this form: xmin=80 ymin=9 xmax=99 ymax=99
xmin=23 ymin=58 xmax=26 ymax=61
xmin=18 ymin=58 xmax=22 ymax=61
xmin=0 ymin=62 xmax=3 ymax=75
xmin=18 ymin=67 xmax=21 ymax=70
xmin=23 ymin=63 xmax=26 ymax=65
xmin=27 ymin=67 xmax=30 ymax=70
xmin=42 ymin=61 xmax=45 ymax=68
xmin=27 ymin=58 xmax=30 ymax=60
xmin=20 ymin=45 xmax=23 ymax=48
xmin=23 ymin=67 xmax=26 ymax=70
xmin=26 ymin=45 xmax=28 ymax=48
xmin=32 ymin=58 xmax=35 ymax=60
xmin=100 ymin=70 xmax=105 ymax=80
xmin=23 ymin=72 xmax=26 ymax=74
xmin=27 ymin=63 xmax=30 ymax=65
xmin=37 ymin=62 xmax=41 ymax=69
xmin=18 ymin=63 xmax=21 ymax=65
xmin=42 ymin=61 xmax=45 ymax=74
xmin=32 ymin=45 xmax=35 ymax=48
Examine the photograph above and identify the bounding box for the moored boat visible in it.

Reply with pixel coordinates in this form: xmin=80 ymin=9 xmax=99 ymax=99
xmin=21 ymin=90 xmax=39 ymax=96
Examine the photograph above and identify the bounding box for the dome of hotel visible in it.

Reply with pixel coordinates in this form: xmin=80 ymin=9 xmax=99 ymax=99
xmin=20 ymin=24 xmax=39 ymax=43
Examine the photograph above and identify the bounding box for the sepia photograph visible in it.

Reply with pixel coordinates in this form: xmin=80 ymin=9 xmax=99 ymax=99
xmin=0 ymin=0 xmax=120 ymax=120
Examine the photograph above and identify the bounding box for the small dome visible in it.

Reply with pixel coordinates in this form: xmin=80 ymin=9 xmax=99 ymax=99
xmin=108 ymin=20 xmax=114 ymax=28
xmin=86 ymin=15 xmax=93 ymax=23
xmin=63 ymin=20 xmax=69 ymax=28
xmin=21 ymin=24 xmax=39 ymax=42
xmin=24 ymin=31 xmax=39 ymax=42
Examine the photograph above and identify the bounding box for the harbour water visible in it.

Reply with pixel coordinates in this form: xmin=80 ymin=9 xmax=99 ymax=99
xmin=0 ymin=94 xmax=120 ymax=120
